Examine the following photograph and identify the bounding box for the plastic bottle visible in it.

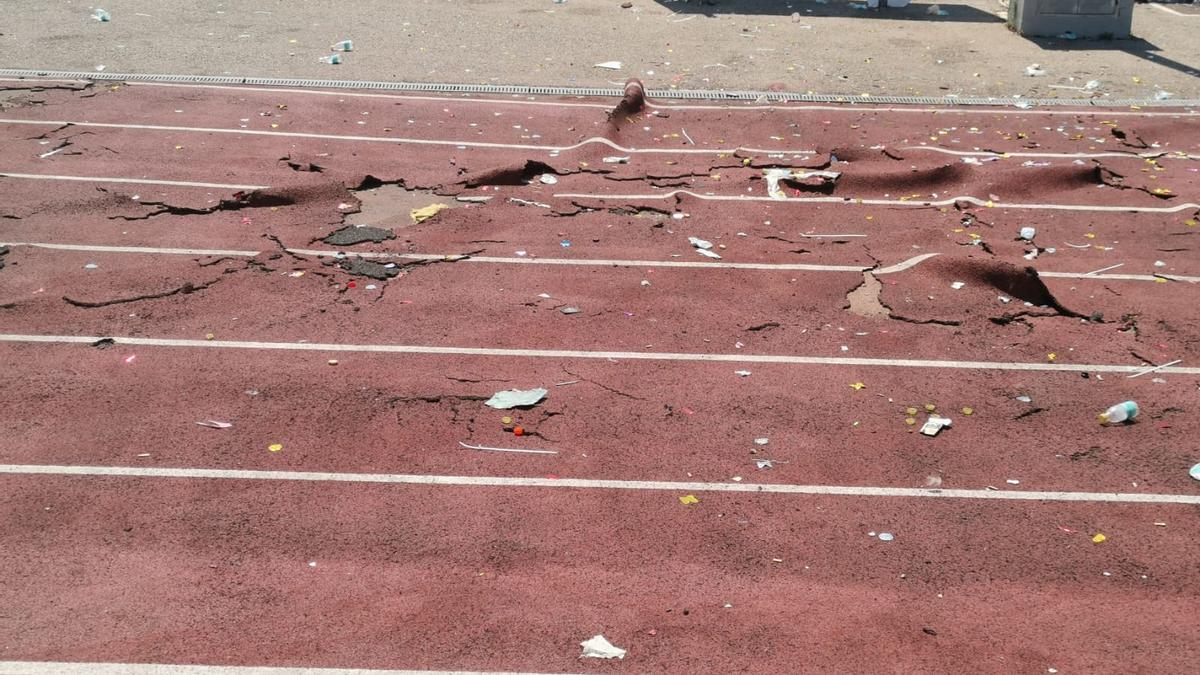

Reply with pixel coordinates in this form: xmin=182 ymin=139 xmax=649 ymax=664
xmin=331 ymin=40 xmax=353 ymax=52
xmin=1098 ymin=401 xmax=1139 ymax=425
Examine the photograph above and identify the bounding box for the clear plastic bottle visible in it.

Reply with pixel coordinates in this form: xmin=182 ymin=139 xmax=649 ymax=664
xmin=1099 ymin=401 xmax=1139 ymax=425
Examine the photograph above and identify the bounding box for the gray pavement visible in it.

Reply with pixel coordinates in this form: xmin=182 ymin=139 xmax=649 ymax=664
xmin=1 ymin=0 xmax=1197 ymax=99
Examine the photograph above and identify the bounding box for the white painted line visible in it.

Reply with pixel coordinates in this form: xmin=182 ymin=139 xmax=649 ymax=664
xmin=1040 ymin=270 xmax=1200 ymax=283
xmin=2 ymin=242 xmax=261 ymax=256
xmin=7 ymin=242 xmax=1197 ymax=283
xmin=1150 ymin=3 xmax=1192 ymax=17
xmin=0 ymin=662 xmax=551 ymax=675
xmin=125 ymin=81 xmax=1200 ymax=117
xmin=553 ymin=189 xmax=1200 ymax=214
xmin=2 ymin=464 xmax=1198 ymax=505
xmin=1 ymin=241 xmax=936 ymax=274
xmin=0 ymin=118 xmax=815 ymax=156
xmin=0 ymin=171 xmax=264 ymax=190
xmin=902 ymin=145 xmax=1197 ymax=161
xmin=4 ymin=333 xmax=1199 ymax=375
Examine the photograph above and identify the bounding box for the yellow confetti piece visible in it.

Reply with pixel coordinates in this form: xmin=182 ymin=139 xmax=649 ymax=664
xmin=1132 ymin=77 xmax=1141 ymax=84
xmin=1154 ymin=277 xmax=1168 ymax=283
xmin=865 ymin=215 xmax=874 ymax=221
xmin=952 ymin=228 xmax=964 ymax=233
xmin=1092 ymin=533 xmax=1107 ymax=543
xmin=1047 ymin=353 xmax=1057 ymax=362
xmin=968 ymin=233 xmax=982 ymax=240
xmin=985 ymin=200 xmax=995 ymax=208
xmin=924 ymin=404 xmax=936 ymax=412
xmin=679 ymin=495 xmax=700 ymax=505
xmin=268 ymin=443 xmax=283 ymax=453
xmin=850 ymin=382 xmax=866 ymax=391
xmin=270 ymin=123 xmax=279 ymax=129
xmin=204 ymin=333 xmax=215 ymax=341
xmin=1151 ymin=187 xmax=1174 ymax=196
xmin=1186 ymin=219 xmax=1197 ymax=227
xmin=1084 ymin=232 xmax=1096 ymax=239
xmin=904 ymin=417 xmax=917 ymax=426
xmin=905 ymin=407 xmax=918 ymax=416
xmin=961 ymin=407 xmax=974 ymax=416
xmin=174 ymin=145 xmax=183 ymax=150
xmin=410 ymin=203 xmax=449 ymax=224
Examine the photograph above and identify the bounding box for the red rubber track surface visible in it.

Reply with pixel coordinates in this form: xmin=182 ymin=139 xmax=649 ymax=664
xmin=1 ymin=80 xmax=1199 ymax=673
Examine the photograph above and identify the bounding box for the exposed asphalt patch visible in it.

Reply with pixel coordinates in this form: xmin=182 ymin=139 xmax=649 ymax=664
xmin=322 ymin=225 xmax=396 ymax=246
xmin=336 ymin=259 xmax=400 ymax=280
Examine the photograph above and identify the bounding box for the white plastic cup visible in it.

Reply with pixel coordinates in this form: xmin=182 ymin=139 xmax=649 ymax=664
xmin=1099 ymin=401 xmax=1139 ymax=425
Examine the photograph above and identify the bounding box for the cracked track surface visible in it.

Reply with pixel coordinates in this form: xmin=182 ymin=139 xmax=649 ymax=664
xmin=1 ymin=80 xmax=1200 ymax=674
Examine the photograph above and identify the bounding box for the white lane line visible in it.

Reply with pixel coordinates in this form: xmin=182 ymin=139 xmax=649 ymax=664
xmin=1149 ymin=3 xmax=1193 ymax=17
xmin=901 ymin=146 xmax=1197 ymax=161
xmin=5 ymin=169 xmax=1193 ymax=216
xmin=0 ymin=662 xmax=549 ymax=675
xmin=0 ymin=171 xmax=264 ymax=190
xmin=2 ymin=464 xmax=1198 ymax=505
xmin=3 ymin=242 xmax=261 ymax=256
xmin=4 ymin=333 xmax=1199 ymax=375
xmin=1039 ymin=270 xmax=1200 ymax=283
xmin=554 ymin=189 xmax=1200 ymax=214
xmin=0 ymin=118 xmax=815 ymax=156
xmin=8 ymin=242 xmax=1195 ymax=281
xmin=125 ymin=81 xmax=1200 ymax=117
xmin=1 ymin=241 xmax=937 ymax=274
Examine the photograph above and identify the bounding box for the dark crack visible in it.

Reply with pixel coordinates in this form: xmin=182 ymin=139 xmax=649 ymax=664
xmin=744 ymin=322 xmax=781 ymax=332
xmin=279 ymin=155 xmax=325 ymax=173
xmin=63 ymin=278 xmax=222 ymax=308
xmin=887 ymin=314 xmax=962 ymax=327
xmin=562 ymin=368 xmax=645 ymax=401
xmin=445 ymin=376 xmax=514 ymax=384
xmin=264 ymin=234 xmax=306 ymax=262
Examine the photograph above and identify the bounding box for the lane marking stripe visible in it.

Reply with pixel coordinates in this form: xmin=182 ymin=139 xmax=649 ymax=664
xmin=3 ymin=116 xmax=1186 ymax=161
xmin=0 ymin=241 xmax=938 ymax=274
xmin=554 ymin=189 xmax=1200 ymax=214
xmin=5 ymin=242 xmax=1197 ymax=282
xmin=901 ymin=146 xmax=1197 ymax=161
xmin=3 ymin=333 xmax=1198 ymax=374
xmin=0 ymin=663 xmax=549 ymax=675
xmin=0 ymin=118 xmax=815 ymax=156
xmin=1 ymin=464 xmax=1198 ymax=505
xmin=2 ymin=171 xmax=1194 ymax=216
xmin=0 ymin=171 xmax=265 ymax=190
xmin=126 ymin=81 xmax=1200 ymax=117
